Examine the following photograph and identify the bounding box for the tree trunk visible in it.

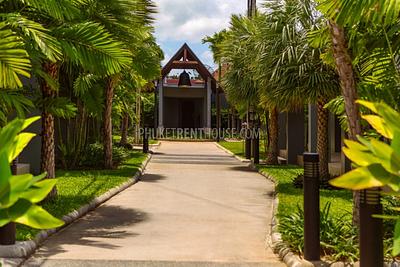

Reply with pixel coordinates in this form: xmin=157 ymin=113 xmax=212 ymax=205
xmin=120 ymin=113 xmax=129 ymax=146
xmin=134 ymin=88 xmax=142 ymax=144
xmin=328 ymin=20 xmax=362 ymax=226
xmin=103 ymin=77 xmax=116 ymax=169
xmin=266 ymin=107 xmax=279 ymax=165
xmin=41 ymin=62 xmax=58 ymax=198
xmin=232 ymin=108 xmax=237 ymax=130
xmin=317 ymin=99 xmax=330 ymax=182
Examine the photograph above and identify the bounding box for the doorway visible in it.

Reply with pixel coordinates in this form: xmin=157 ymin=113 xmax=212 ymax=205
xmin=181 ymin=100 xmax=196 ymax=128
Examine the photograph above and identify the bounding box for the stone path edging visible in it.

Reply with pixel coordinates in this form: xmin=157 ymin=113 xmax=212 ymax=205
xmin=0 ymin=153 xmax=152 ymax=260
xmin=214 ymin=142 xmax=251 ymax=163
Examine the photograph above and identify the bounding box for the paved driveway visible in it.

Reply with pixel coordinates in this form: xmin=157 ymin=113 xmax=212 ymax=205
xmin=24 ymin=142 xmax=284 ymax=267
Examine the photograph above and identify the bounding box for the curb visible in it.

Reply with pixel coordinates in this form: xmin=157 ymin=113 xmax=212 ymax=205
xmin=0 ymin=153 xmax=152 ymax=260
xmin=214 ymin=142 xmax=251 ymax=163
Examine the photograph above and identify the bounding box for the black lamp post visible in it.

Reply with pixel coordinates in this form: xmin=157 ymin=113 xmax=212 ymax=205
xmin=253 ymin=117 xmax=260 ymax=164
xmin=245 ymin=109 xmax=253 ymax=160
xmin=248 ymin=110 xmax=259 ymax=164
xmin=303 ymin=153 xmax=320 ymax=261
xmin=359 ymin=188 xmax=383 ymax=267
xmin=143 ymin=128 xmax=149 ymax=154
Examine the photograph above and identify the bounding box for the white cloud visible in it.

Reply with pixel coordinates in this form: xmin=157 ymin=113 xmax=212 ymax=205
xmin=153 ymin=0 xmax=246 ymax=43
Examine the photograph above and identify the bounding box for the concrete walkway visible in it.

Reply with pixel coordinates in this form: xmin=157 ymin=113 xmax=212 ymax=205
xmin=24 ymin=142 xmax=284 ymax=267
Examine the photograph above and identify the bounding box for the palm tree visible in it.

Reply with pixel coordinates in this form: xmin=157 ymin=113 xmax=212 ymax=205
xmin=218 ymin=15 xmax=281 ymax=164
xmin=203 ymin=30 xmax=227 ymax=140
xmin=319 ymin=0 xmax=400 ymax=225
xmin=2 ymin=0 xmax=133 ymax=192
xmin=78 ymin=0 xmax=157 ymax=168
xmin=253 ymin=0 xmax=339 ymax=181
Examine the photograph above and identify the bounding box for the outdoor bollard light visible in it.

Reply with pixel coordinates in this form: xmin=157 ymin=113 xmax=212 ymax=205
xmin=303 ymin=153 xmax=320 ymax=261
xmin=245 ymin=132 xmax=252 ymax=159
xmin=143 ymin=128 xmax=149 ymax=154
xmin=360 ymin=188 xmax=383 ymax=267
xmin=253 ymin=120 xmax=260 ymax=164
xmin=0 ymin=159 xmax=18 ymax=245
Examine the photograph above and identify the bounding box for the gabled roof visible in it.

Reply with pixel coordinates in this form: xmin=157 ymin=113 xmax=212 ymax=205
xmin=162 ymin=43 xmax=216 ymax=88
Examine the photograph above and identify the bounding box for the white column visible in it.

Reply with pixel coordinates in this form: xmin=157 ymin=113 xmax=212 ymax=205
xmin=158 ymin=79 xmax=164 ymax=129
xmin=206 ymin=77 xmax=212 ymax=129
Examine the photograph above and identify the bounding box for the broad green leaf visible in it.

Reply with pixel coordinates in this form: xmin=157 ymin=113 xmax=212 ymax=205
xmin=20 ymin=179 xmax=57 ymax=204
xmin=0 ymin=151 xmax=11 ymax=204
xmin=379 ymin=104 xmax=400 ymax=134
xmin=0 ymin=119 xmax=24 ymax=154
xmin=342 ymin=140 xmax=375 ymax=167
xmin=362 ymin=115 xmax=393 ymax=139
xmin=357 ymin=100 xmax=379 ymax=113
xmin=392 ymin=131 xmax=400 ymax=152
xmin=393 ymin=220 xmax=400 ymax=256
xmin=30 ymin=172 xmax=47 ymax=186
xmin=367 ymin=139 xmax=400 ymax=174
xmin=14 ymin=204 xmax=64 ymax=229
xmin=5 ymin=174 xmax=34 ymax=208
xmin=4 ymin=198 xmax=32 ymax=221
xmin=8 ymin=133 xmax=36 ymax=162
xmin=20 ymin=116 xmax=40 ymax=132
xmin=330 ymin=164 xmax=388 ymax=190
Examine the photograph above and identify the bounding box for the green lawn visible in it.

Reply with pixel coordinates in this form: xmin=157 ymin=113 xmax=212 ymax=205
xmin=219 ymin=140 xmax=267 ymax=158
xmin=258 ymin=165 xmax=353 ymax=218
xmin=16 ymin=151 xmax=147 ymax=241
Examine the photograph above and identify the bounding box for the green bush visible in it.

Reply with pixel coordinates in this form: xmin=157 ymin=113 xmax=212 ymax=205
xmin=80 ymin=142 xmax=130 ymax=168
xmin=279 ymin=202 xmax=359 ymax=262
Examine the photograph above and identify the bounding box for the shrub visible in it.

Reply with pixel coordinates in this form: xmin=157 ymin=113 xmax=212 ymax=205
xmin=279 ymin=202 xmax=359 ymax=262
xmin=80 ymin=142 xmax=130 ymax=168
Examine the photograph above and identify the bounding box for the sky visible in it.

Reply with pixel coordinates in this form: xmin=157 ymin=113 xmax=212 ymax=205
xmin=153 ymin=0 xmax=248 ymax=70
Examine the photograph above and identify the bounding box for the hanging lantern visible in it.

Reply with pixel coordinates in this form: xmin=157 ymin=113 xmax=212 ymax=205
xmin=178 ymin=70 xmax=191 ymax=87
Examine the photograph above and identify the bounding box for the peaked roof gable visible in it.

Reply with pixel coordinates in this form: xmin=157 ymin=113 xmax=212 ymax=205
xmin=162 ymin=43 xmax=216 ymax=84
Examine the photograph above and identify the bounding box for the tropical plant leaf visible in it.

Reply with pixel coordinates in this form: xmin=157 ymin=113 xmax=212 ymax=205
xmin=330 ymin=164 xmax=393 ymax=190
xmin=11 ymin=199 xmax=64 ymax=229
xmin=0 ymin=23 xmax=31 ymax=89
xmin=20 ymin=179 xmax=58 ymax=204
xmin=53 ymin=22 xmax=132 ymax=76
xmin=0 ymin=13 xmax=62 ymax=62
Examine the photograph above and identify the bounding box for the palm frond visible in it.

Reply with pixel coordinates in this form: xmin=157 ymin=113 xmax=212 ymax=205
xmin=1 ymin=13 xmax=62 ymax=62
xmin=0 ymin=23 xmax=31 ymax=89
xmin=53 ymin=22 xmax=132 ymax=76
xmin=0 ymin=89 xmax=34 ymax=123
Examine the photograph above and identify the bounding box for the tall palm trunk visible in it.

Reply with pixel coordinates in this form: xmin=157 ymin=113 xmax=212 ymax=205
xmin=266 ymin=107 xmax=279 ymax=165
xmin=317 ymin=99 xmax=330 ymax=182
xmin=103 ymin=77 xmax=116 ymax=169
xmin=41 ymin=62 xmax=58 ymax=197
xmin=120 ymin=113 xmax=129 ymax=146
xmin=328 ymin=20 xmax=362 ymax=226
xmin=134 ymin=88 xmax=142 ymax=144
xmin=328 ymin=21 xmax=362 ymax=140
